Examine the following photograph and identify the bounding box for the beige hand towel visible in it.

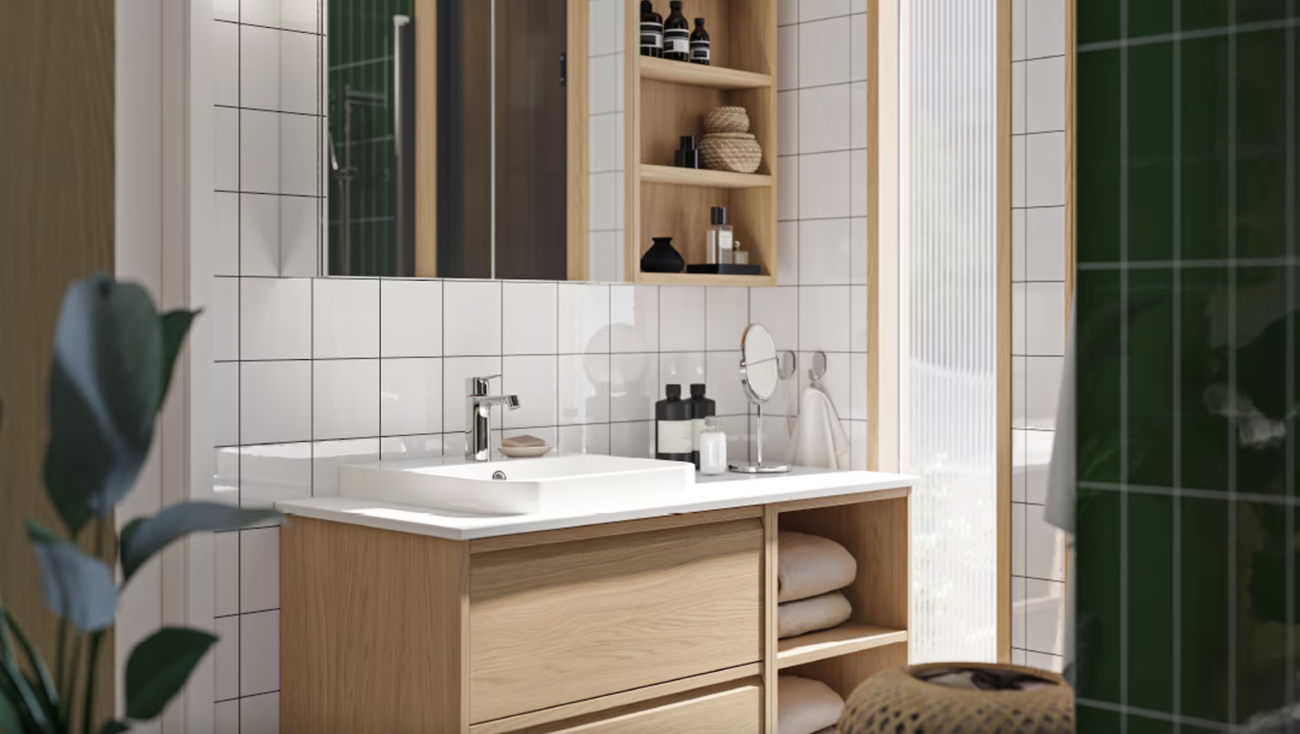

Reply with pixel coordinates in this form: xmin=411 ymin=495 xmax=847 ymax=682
xmin=778 ymin=531 xmax=857 ymax=603
xmin=778 ymin=675 xmax=844 ymax=734
xmin=778 ymin=591 xmax=852 ymax=639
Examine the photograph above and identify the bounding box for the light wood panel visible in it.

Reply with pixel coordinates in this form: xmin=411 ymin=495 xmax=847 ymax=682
xmin=776 ymin=623 xmax=908 ymax=669
xmin=762 ymin=507 xmax=779 ymax=734
xmin=469 ymin=505 xmax=761 ymax=553
xmin=0 ymin=1 xmax=116 ymax=724
xmin=641 ymin=164 xmax=772 ymax=188
xmin=415 ymin=0 xmax=437 ymax=276
xmin=468 ymin=520 xmax=763 ymax=723
xmin=567 ymin=0 xmax=589 ymax=280
xmin=640 ymin=57 xmax=772 ymax=89
xmin=996 ymin=0 xmax=1013 ymax=664
xmin=524 ymin=681 xmax=761 ymax=734
xmin=783 ymin=643 xmax=909 ymax=701
xmin=281 ymin=517 xmax=468 ymax=734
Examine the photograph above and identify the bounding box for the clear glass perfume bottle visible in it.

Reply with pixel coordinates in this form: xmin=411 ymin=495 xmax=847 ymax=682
xmin=707 ymin=206 xmax=734 ymax=265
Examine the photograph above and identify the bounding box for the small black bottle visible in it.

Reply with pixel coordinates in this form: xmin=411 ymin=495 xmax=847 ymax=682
xmin=655 ymin=384 xmax=694 ymax=463
xmin=663 ymin=1 xmax=690 ymax=62
xmin=690 ymin=18 xmax=710 ymax=65
xmin=687 ymin=383 xmax=716 ymax=469
xmin=640 ymin=1 xmax=663 ymax=58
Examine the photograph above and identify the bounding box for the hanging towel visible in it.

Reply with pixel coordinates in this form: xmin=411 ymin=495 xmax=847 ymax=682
xmin=778 ymin=675 xmax=845 ymax=734
xmin=778 ymin=531 xmax=857 ymax=603
xmin=787 ymin=386 xmax=851 ymax=469
xmin=778 ymin=590 xmax=853 ymax=639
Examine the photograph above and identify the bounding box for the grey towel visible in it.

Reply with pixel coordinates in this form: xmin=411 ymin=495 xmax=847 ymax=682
xmin=778 ymin=675 xmax=844 ymax=734
xmin=778 ymin=532 xmax=857 ymax=603
xmin=778 ymin=591 xmax=852 ymax=639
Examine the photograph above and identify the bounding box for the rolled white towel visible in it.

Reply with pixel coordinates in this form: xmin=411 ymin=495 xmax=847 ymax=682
xmin=778 ymin=675 xmax=844 ymax=734
xmin=779 ymin=591 xmax=852 ymax=639
xmin=778 ymin=531 xmax=857 ymax=603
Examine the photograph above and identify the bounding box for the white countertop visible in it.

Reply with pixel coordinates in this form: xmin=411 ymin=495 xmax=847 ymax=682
xmin=276 ymin=464 xmax=916 ymax=541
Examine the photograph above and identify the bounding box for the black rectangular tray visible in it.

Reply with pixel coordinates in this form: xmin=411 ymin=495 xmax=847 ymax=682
xmin=685 ymin=263 xmax=763 ymax=275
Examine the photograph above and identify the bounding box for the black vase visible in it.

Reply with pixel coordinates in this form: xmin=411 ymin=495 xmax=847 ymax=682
xmin=641 ymin=237 xmax=685 ymax=273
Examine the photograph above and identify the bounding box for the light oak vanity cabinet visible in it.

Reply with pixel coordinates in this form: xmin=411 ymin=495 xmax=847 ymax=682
xmin=281 ymin=486 xmax=910 ymax=734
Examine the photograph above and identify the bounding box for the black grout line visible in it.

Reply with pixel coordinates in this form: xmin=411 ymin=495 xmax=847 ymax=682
xmin=215 ymin=103 xmax=324 ymax=119
xmin=216 ymin=17 xmax=323 ymax=37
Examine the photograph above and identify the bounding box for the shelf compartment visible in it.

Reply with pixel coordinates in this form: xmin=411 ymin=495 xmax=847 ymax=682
xmin=641 ymin=164 xmax=772 ymax=189
xmin=777 ymin=623 xmax=909 ymax=670
xmin=634 ymin=272 xmax=774 ymax=287
xmin=639 ymin=56 xmax=773 ymax=90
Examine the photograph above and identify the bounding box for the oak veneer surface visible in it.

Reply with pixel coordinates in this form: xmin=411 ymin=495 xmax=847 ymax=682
xmin=281 ymin=517 xmax=468 ymax=734
xmin=785 ymin=643 xmax=909 ymax=701
xmin=469 ymin=519 xmax=763 ymax=723
xmin=521 ymin=681 xmax=762 ymax=734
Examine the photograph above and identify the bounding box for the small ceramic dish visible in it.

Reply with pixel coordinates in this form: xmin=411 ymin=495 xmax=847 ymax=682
xmin=497 ymin=444 xmax=555 ymax=459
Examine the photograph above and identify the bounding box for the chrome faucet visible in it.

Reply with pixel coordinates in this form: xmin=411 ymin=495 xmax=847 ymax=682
xmin=465 ymin=374 xmax=520 ymax=462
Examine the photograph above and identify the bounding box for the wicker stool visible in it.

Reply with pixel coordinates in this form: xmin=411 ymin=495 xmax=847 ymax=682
xmin=838 ymin=663 xmax=1074 ymax=734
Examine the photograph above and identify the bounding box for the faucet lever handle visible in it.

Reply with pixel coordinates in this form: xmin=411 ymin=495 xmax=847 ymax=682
xmin=467 ymin=374 xmax=503 ymax=396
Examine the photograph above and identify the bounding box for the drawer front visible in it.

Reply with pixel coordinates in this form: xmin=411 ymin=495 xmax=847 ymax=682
xmin=469 ymin=519 xmax=763 ymax=723
xmin=536 ymin=683 xmax=761 ymax=734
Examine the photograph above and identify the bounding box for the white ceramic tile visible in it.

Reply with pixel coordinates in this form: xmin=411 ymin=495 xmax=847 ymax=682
xmin=778 ymin=157 xmax=800 ymax=221
xmin=1012 ymin=61 xmax=1026 ymax=135
xmin=706 ymin=351 xmax=748 ymax=415
xmin=1012 ymin=134 xmax=1026 ymax=208
xmin=280 ymin=30 xmax=318 ymax=114
xmin=216 ymin=701 xmax=239 ymax=734
xmin=280 ymin=0 xmax=318 ymax=32
xmin=214 ymin=21 xmax=239 ymax=107
xmin=1025 ymin=0 xmax=1065 ymax=59
xmin=381 ymin=280 xmax=442 ymax=357
xmin=850 ymin=149 xmax=868 ymax=218
xmin=779 ymin=0 xmax=799 ymax=25
xmin=240 ymin=194 xmax=280 ymax=276
xmin=280 ymin=112 xmax=317 ymax=196
xmin=589 ymin=53 xmax=623 ymax=115
xmin=777 ymin=221 xmax=799 ymax=285
xmin=241 ymin=110 xmax=280 ymax=194
xmin=214 ymin=193 xmax=239 ymax=275
xmin=443 ymin=357 xmax=502 ymax=433
xmin=559 ymin=354 xmax=612 ymax=425
xmin=214 ymin=363 xmax=239 ymax=446
xmin=851 ymin=285 xmax=867 ymax=351
xmin=1012 ymin=428 xmax=1027 ymax=502
xmin=589 ymin=171 xmax=623 ymax=231
xmin=850 ymin=420 xmax=867 ymax=470
xmin=1011 ymin=648 xmax=1028 ymax=667
xmin=214 ymin=616 xmax=239 ymax=701
xmin=850 ymin=352 xmax=868 ymax=420
xmin=313 ymin=359 xmax=379 ymax=440
xmin=1011 ymin=575 xmax=1027 ymax=650
xmin=1026 ymin=206 xmax=1066 ymax=281
xmin=313 ymin=279 xmax=379 ymax=358
xmin=214 ymin=0 xmax=238 ymax=22
xmin=1012 ymin=357 xmax=1028 ymax=429
xmin=611 ymin=285 xmax=659 ymax=352
xmin=778 ymin=91 xmax=799 ymax=156
xmin=381 ymin=359 xmax=443 ymax=436
xmin=850 ymin=81 xmax=867 ymax=150
xmin=503 ymin=282 xmax=558 ymax=354
xmin=239 ymin=527 xmax=279 ymax=612
xmin=728 ymin=415 xmax=754 ymax=464
xmin=1013 ymin=502 xmax=1026 ymax=576
xmin=239 ymin=610 xmax=280 ymax=696
xmin=279 ymin=195 xmax=318 ymax=277
xmin=706 ymin=287 xmax=749 ymax=351
xmin=1026 ymin=56 xmax=1065 ymax=133
xmin=215 ymin=445 xmax=238 ymax=500
xmin=1025 ymin=282 xmax=1066 ymax=355
xmin=799 ymin=151 xmax=851 ymax=219
xmin=558 ymin=424 xmax=611 ymax=455
xmin=1026 ymin=356 xmax=1064 ymax=430
xmin=589 ymin=0 xmax=623 ymax=56
xmin=749 ymin=286 xmax=798 ymax=351
xmin=850 ymin=217 xmax=868 ymax=285
xmin=1026 ymin=652 xmax=1063 ymax=674
xmin=1025 ymin=504 xmax=1065 ymax=581
xmin=215 ymin=107 xmax=239 ymax=191
xmin=799 ymin=286 xmax=851 ymax=352
xmin=212 ymin=278 xmax=239 ymax=361
xmin=610 ymin=420 xmax=653 ymax=458
xmin=380 ymin=434 xmax=448 ymax=461
xmin=799 ymin=85 xmax=850 ymax=154
xmin=610 ymin=353 xmax=658 ymax=422
xmin=215 ymin=530 xmax=239 ymax=617
xmin=1012 ymin=282 xmax=1027 ymax=354
xmin=241 ymin=0 xmax=279 ymax=28
xmin=799 ymin=17 xmax=851 ymax=87
xmin=799 ymin=218 xmax=852 ymax=285
xmin=589 ymin=112 xmax=624 ymax=173
xmin=1012 ymin=208 xmax=1027 ymax=282
xmin=241 ymin=361 xmax=312 ymax=444
xmin=443 ymin=280 xmax=501 ymax=355
xmin=1012 ymin=0 xmax=1027 ymax=61
xmin=589 ymin=230 xmax=624 ymax=283
xmin=240 ymin=442 xmax=312 ymax=510
xmin=849 ymin=12 xmax=867 ymax=82
xmin=778 ymin=24 xmax=799 ymax=91
xmin=1026 ymin=579 xmax=1065 ymax=655
xmin=659 ymin=352 xmax=706 ymax=389
xmin=559 ymin=282 xmax=611 ymax=353
xmin=310 ymin=438 xmax=379 ymax=497
xmin=1025 ymin=132 xmax=1065 ymax=207
xmin=503 ymin=356 xmax=558 ymax=428
xmin=240 ymin=692 xmax=280 ymax=734
xmin=850 ymin=0 xmax=866 ymax=13
xmin=659 ymin=286 xmax=706 ymax=351
xmin=800 ymin=0 xmax=849 ymax=22
xmin=1025 ymin=430 xmax=1054 ymax=504
xmin=240 ymin=277 xmax=310 ymax=359
xmin=240 ymin=24 xmax=279 ymax=111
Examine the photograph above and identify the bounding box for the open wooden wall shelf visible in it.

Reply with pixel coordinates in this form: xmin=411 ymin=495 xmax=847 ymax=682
xmin=624 ymin=0 xmax=778 ymax=286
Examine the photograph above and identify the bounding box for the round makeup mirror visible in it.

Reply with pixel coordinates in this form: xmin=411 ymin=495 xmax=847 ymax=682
xmin=733 ymin=323 xmax=789 ymax=474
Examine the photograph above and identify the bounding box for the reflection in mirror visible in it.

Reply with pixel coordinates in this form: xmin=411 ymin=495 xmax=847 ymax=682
xmin=733 ymin=323 xmax=789 ymax=474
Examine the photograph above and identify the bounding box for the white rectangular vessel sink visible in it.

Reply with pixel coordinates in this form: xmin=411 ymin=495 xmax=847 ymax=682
xmin=339 ymin=454 xmax=695 ymax=516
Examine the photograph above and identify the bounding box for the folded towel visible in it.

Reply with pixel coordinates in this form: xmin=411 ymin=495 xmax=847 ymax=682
xmin=778 ymin=676 xmax=845 ymax=734
xmin=778 ymin=531 xmax=857 ymax=603
xmin=787 ymin=386 xmax=851 ymax=469
xmin=779 ymin=591 xmax=852 ymax=639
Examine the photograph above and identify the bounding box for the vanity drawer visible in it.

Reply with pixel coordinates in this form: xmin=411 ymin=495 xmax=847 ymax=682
xmin=468 ymin=519 xmax=763 ymax=723
xmin=516 ymin=681 xmax=762 ymax=734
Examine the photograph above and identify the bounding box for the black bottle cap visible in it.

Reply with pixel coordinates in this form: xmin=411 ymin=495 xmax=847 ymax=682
xmin=642 ymin=0 xmax=653 ymax=11
xmin=670 ymin=0 xmax=682 ymax=9
xmin=695 ymin=17 xmax=704 ymax=25
xmin=690 ymin=383 xmax=706 ymax=398
xmin=666 ymin=384 xmax=682 ymax=399
xmin=710 ymin=206 xmax=728 ymax=225
xmin=679 ymin=135 xmax=696 ymax=149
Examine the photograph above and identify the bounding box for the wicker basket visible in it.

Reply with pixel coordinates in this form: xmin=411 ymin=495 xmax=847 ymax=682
xmin=699 ymin=132 xmax=763 ymax=174
xmin=703 ymin=105 xmax=750 ymax=134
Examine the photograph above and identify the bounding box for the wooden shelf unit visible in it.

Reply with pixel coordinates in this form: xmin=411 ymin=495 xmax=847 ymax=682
xmin=777 ymin=622 xmax=909 ymax=669
xmin=624 ymin=0 xmax=778 ymax=286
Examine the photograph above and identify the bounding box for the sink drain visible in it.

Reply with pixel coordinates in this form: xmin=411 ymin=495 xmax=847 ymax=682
xmin=491 ymin=471 xmax=507 ymax=480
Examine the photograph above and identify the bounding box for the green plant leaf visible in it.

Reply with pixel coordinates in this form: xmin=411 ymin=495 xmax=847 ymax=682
xmin=27 ymin=520 xmax=118 ymax=632
xmin=99 ymin=719 xmax=131 ymax=734
xmin=158 ymin=309 xmax=199 ymax=411
xmin=1 ymin=608 xmax=59 ymax=719
xmin=0 ymin=657 xmax=50 ymax=733
xmin=0 ymin=687 xmax=22 ymax=734
xmin=125 ymin=627 xmax=218 ymax=721
xmin=119 ymin=503 xmax=283 ymax=581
